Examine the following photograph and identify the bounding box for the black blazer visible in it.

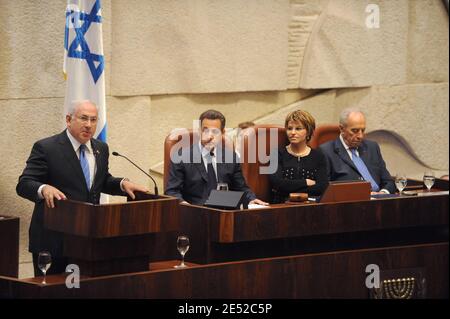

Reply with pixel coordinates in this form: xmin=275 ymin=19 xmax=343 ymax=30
xmin=268 ymin=147 xmax=329 ymax=202
xmin=319 ymin=138 xmax=395 ymax=193
xmin=165 ymin=144 xmax=256 ymax=205
xmin=16 ymin=130 xmax=125 ymax=256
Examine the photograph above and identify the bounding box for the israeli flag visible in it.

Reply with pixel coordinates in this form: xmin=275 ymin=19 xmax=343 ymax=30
xmin=64 ymin=0 xmax=106 ymax=142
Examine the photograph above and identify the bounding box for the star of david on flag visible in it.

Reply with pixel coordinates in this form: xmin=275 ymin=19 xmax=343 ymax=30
xmin=64 ymin=0 xmax=107 ymax=142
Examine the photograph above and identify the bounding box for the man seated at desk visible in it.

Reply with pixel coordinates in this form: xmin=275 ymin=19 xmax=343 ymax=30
xmin=319 ymin=108 xmax=395 ymax=194
xmin=165 ymin=109 xmax=268 ymax=206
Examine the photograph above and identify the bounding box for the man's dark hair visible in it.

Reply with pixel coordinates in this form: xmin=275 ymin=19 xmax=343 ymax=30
xmin=199 ymin=109 xmax=226 ymax=130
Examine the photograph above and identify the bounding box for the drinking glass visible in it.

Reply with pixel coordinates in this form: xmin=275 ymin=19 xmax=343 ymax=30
xmin=395 ymin=174 xmax=407 ymax=194
xmin=217 ymin=183 xmax=229 ymax=191
xmin=174 ymin=236 xmax=190 ymax=268
xmin=423 ymin=171 xmax=435 ymax=191
xmin=38 ymin=251 xmax=52 ymax=284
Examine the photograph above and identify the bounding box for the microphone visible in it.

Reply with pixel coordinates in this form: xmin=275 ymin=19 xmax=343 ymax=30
xmin=112 ymin=151 xmax=159 ymax=196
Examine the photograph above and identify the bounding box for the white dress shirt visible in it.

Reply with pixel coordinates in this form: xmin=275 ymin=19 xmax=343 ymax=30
xmin=37 ymin=131 xmax=97 ymax=198
xmin=339 ymin=134 xmax=359 ymax=160
xmin=66 ymin=130 xmax=96 ymax=188
xmin=338 ymin=134 xmax=389 ymax=194
xmin=199 ymin=141 xmax=218 ymax=179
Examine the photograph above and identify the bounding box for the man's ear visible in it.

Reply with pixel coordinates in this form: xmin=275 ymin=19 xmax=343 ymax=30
xmin=339 ymin=124 xmax=345 ymax=133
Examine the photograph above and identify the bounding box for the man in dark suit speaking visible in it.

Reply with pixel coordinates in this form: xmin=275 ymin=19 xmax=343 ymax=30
xmin=319 ymin=108 xmax=395 ymax=194
xmin=16 ymin=100 xmax=149 ymax=276
xmin=165 ymin=109 xmax=267 ymax=206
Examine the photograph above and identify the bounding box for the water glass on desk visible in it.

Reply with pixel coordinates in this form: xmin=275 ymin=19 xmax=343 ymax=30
xmin=423 ymin=171 xmax=435 ymax=191
xmin=38 ymin=251 xmax=52 ymax=284
xmin=395 ymin=174 xmax=407 ymax=194
xmin=174 ymin=235 xmax=190 ymax=268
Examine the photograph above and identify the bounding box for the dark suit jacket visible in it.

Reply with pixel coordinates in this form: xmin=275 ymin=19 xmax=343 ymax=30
xmin=319 ymin=138 xmax=395 ymax=193
xmin=165 ymin=144 xmax=256 ymax=205
xmin=16 ymin=130 xmax=125 ymax=256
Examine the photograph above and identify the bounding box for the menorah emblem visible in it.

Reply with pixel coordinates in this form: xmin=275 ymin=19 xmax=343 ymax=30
xmin=382 ymin=277 xmax=416 ymax=299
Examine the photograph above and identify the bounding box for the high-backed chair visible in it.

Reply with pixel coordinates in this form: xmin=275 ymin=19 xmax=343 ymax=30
xmin=163 ymin=129 xmax=195 ymax=190
xmin=239 ymin=125 xmax=288 ymax=202
xmin=239 ymin=124 xmax=340 ymax=202
xmin=163 ymin=124 xmax=340 ymax=202
xmin=309 ymin=124 xmax=340 ymax=149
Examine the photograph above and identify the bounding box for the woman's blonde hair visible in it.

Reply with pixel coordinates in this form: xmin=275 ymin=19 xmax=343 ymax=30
xmin=284 ymin=110 xmax=316 ymax=142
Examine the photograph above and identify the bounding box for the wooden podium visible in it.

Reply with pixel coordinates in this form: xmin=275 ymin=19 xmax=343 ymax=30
xmin=44 ymin=193 xmax=179 ymax=277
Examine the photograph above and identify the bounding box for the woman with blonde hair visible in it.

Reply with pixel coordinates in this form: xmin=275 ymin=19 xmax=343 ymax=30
xmin=269 ymin=110 xmax=328 ymax=203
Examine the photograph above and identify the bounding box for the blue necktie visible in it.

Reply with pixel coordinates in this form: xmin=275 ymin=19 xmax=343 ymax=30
xmin=350 ymin=148 xmax=379 ymax=192
xmin=79 ymin=144 xmax=91 ymax=190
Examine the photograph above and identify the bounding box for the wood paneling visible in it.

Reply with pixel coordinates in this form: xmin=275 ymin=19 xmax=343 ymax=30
xmin=180 ymin=193 xmax=448 ymax=263
xmin=0 ymin=216 xmax=19 ymax=277
xmin=44 ymin=195 xmax=178 ymax=238
xmin=42 ymin=195 xmax=180 ymax=276
xmin=1 ymin=243 xmax=447 ymax=298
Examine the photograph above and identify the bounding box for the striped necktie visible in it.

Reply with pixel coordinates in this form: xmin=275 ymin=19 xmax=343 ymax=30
xmin=350 ymin=148 xmax=379 ymax=192
xmin=79 ymin=144 xmax=91 ymax=190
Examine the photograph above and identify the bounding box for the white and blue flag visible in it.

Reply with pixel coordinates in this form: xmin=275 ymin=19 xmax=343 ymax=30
xmin=64 ymin=0 xmax=106 ymax=141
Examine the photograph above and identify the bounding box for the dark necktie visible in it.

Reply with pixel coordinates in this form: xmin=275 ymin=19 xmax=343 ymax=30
xmin=206 ymin=153 xmax=217 ymax=196
xmin=350 ymin=148 xmax=379 ymax=192
xmin=79 ymin=144 xmax=91 ymax=190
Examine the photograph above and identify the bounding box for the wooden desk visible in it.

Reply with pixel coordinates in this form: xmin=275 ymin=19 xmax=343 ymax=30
xmin=1 ymin=191 xmax=447 ymax=298
xmin=0 ymin=242 xmax=447 ymax=298
xmin=180 ymin=192 xmax=448 ymax=263
xmin=0 ymin=216 xmax=19 ymax=277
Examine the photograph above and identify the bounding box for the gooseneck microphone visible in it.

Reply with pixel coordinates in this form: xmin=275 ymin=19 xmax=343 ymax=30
xmin=112 ymin=151 xmax=159 ymax=196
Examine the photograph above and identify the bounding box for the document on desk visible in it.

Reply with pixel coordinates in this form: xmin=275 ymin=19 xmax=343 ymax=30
xmin=370 ymin=193 xmax=400 ymax=199
xmin=370 ymin=190 xmax=449 ymax=199
xmin=248 ymin=204 xmax=271 ymax=209
xmin=417 ymin=190 xmax=449 ymax=196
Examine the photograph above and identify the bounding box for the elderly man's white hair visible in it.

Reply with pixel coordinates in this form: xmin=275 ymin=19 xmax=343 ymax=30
xmin=67 ymin=100 xmax=98 ymax=116
xmin=339 ymin=107 xmax=365 ymax=126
